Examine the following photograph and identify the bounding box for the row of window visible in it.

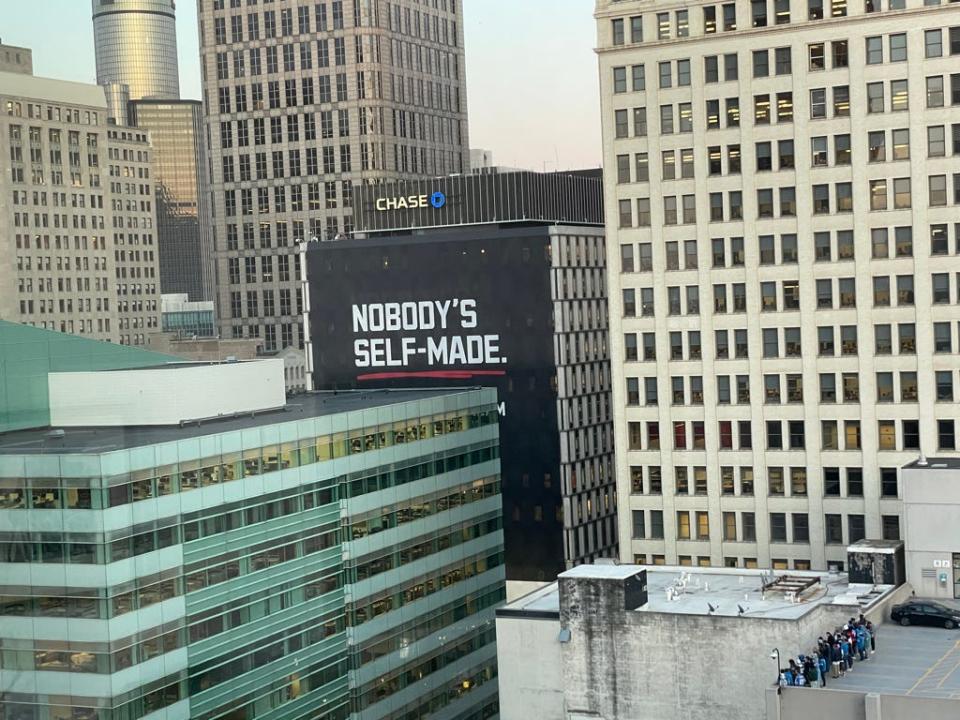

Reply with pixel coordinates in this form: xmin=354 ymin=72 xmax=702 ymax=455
xmin=626 ymin=277 xmax=960 ymax=320
xmin=625 ymin=417 xmax=959 ymax=452
xmin=631 ymin=509 xmax=901 ymax=545
xmin=609 ymin=0 xmax=935 ymax=48
xmin=613 ymin=76 xmax=960 ymax=141
xmin=629 ymin=464 xmax=900 ymax=498
xmin=614 ymin=30 xmax=960 ymax=93
xmin=617 ymin=126 xmax=960 ymax=186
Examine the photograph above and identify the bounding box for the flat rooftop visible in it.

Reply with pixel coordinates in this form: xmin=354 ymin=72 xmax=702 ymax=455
xmin=0 ymin=388 xmax=475 ymax=455
xmin=831 ymin=616 xmax=960 ymax=699
xmin=498 ymin=565 xmax=894 ymax=621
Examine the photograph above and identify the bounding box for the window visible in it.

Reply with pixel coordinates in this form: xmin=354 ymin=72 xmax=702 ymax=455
xmin=893 ymin=177 xmax=911 ymax=208
xmin=882 ymin=515 xmax=900 ymax=541
xmin=870 ymin=180 xmax=888 ymax=211
xmin=930 ymin=175 xmax=948 ymax=206
xmin=770 ymin=513 xmax=787 ymax=542
xmin=835 ymin=135 xmax=851 ymax=165
xmin=810 ymin=43 xmax=826 ymax=70
xmin=810 ymin=88 xmax=826 ymax=119
xmin=867 ymin=82 xmax=884 ymax=114
xmin=779 ymin=140 xmax=795 ymax=168
xmin=776 ymin=47 xmax=792 ymax=75
xmin=696 ymin=511 xmax=710 ymax=539
xmin=615 ymin=110 xmax=629 ymax=138
xmin=657 ymin=12 xmax=671 ymax=39
xmin=632 ymin=511 xmax=645 ymax=539
xmin=892 ymin=128 xmax=910 ymax=160
xmin=825 ymin=514 xmax=843 ymax=544
xmin=614 ymin=67 xmax=627 ymax=93
xmin=651 ymin=511 xmax=664 ymax=539
xmin=813 ymin=184 xmax=830 ymax=214
xmin=890 ymin=33 xmax=907 ymax=62
xmin=891 ymin=79 xmax=909 ymax=111
xmin=881 ymin=468 xmax=898 ymax=497
xmin=868 ymin=131 xmax=886 ymax=162
xmin=612 ymin=19 xmax=625 ymax=45
xmin=677 ymin=511 xmax=691 ymax=539
xmin=934 ymin=369 xmax=956 ymax=404
xmin=930 ymin=126 xmax=947 ymax=157
xmin=630 ymin=15 xmax=643 ymax=43
xmin=926 ymin=29 xmax=943 ymax=58
xmin=833 ymin=40 xmax=849 ymax=67
xmin=793 ymin=514 xmax=809 ymax=543
xmin=928 ymin=76 xmax=945 ymax=108
xmin=725 ymin=54 xmax=739 ymax=81
xmin=632 ymin=65 xmax=646 ymax=92
xmin=866 ymin=36 xmax=883 ymax=64
xmin=659 ymin=62 xmax=672 ymax=89
xmin=753 ymin=50 xmax=769 ymax=78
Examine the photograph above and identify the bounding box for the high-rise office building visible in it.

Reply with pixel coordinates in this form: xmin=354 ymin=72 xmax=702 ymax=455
xmin=0 ymin=322 xmax=504 ymax=720
xmin=91 ymin=1 xmax=215 ymax=304
xmin=92 ymin=0 xmax=180 ymax=123
xmin=597 ymin=0 xmax=960 ymax=571
xmin=129 ymin=100 xmax=215 ymax=301
xmin=304 ymin=170 xmax=616 ymax=581
xmin=198 ymin=0 xmax=470 ymax=351
xmin=0 ymin=69 xmax=160 ymax=345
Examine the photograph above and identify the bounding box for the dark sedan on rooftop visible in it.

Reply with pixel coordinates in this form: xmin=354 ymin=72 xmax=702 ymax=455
xmin=891 ymin=601 xmax=960 ymax=629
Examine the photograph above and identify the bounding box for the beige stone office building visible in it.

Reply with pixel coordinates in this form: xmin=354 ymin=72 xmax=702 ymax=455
xmin=596 ymin=0 xmax=960 ymax=571
xmin=0 ymin=58 xmax=160 ymax=345
xmin=198 ymin=0 xmax=469 ymax=351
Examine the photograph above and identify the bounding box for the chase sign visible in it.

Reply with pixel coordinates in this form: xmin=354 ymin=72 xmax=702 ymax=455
xmin=375 ymin=191 xmax=446 ymax=211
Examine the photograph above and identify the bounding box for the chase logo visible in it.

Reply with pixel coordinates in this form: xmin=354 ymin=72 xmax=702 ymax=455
xmin=429 ymin=191 xmax=447 ymax=209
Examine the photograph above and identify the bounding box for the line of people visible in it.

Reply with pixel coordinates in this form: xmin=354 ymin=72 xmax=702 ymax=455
xmin=778 ymin=614 xmax=877 ymax=688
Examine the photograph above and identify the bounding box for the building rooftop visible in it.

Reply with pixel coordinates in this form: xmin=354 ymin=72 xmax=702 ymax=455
xmin=831 ymin=619 xmax=960 ymax=699
xmin=498 ymin=565 xmax=895 ymax=622
xmin=0 ymin=70 xmax=106 ymax=108
xmin=0 ymin=388 xmax=475 ymax=455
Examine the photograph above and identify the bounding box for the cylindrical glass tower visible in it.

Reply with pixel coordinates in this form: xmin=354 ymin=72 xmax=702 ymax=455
xmin=92 ymin=0 xmax=180 ymax=116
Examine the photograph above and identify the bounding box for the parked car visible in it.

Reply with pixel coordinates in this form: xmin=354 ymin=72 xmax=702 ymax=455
xmin=891 ymin=601 xmax=960 ymax=628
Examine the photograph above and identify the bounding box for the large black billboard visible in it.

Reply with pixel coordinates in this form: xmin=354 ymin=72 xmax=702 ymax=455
xmin=305 ymin=227 xmax=565 ymax=581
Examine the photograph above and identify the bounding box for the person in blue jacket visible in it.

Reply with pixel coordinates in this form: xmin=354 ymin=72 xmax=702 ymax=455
xmin=855 ymin=624 xmax=867 ymax=660
xmin=817 ymin=651 xmax=828 ymax=687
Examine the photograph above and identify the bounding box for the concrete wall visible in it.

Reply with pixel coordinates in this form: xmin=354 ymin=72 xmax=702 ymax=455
xmin=506 ymin=580 xmax=550 ymax=603
xmin=902 ymin=466 xmax=960 ymax=600
xmin=48 ymin=360 xmax=285 ymax=426
xmin=771 ymin=687 xmax=960 ymax=720
xmin=147 ymin=332 xmax=263 ymax=361
xmin=496 ymin=616 xmax=564 ymax=720
xmin=558 ymin=575 xmax=898 ymax=720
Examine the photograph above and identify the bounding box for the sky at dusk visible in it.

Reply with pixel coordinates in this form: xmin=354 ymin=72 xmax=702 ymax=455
xmin=3 ymin=0 xmax=601 ymax=171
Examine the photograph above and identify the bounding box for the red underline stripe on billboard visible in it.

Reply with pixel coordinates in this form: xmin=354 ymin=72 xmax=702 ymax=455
xmin=356 ymin=370 xmax=507 ymax=381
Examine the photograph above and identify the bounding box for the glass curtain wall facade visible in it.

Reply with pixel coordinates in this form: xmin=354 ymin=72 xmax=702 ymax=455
xmin=92 ymin=0 xmax=180 ymax=122
xmin=129 ymin=101 xmax=215 ymax=302
xmin=0 ymin=389 xmax=503 ymax=720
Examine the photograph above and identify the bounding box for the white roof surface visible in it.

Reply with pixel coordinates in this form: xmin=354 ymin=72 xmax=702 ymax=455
xmin=505 ymin=565 xmax=895 ymax=621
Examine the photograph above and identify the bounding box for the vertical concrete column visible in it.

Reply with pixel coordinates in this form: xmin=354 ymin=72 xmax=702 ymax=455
xmin=864 ymin=692 xmax=883 ymax=720
xmin=764 ymin=687 xmax=782 ymax=720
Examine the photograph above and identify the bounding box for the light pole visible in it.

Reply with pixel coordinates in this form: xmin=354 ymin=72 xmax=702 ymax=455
xmin=769 ymin=648 xmax=782 ymax=686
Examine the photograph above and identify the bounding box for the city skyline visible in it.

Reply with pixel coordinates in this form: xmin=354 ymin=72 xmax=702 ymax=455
xmin=3 ymin=0 xmax=602 ymax=171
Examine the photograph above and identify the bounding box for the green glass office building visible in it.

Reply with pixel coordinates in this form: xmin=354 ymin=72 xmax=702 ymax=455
xmin=0 ymin=359 xmax=503 ymax=720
